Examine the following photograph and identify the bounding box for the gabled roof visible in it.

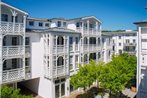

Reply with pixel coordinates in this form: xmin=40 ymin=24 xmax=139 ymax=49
xmin=0 ymin=1 xmax=28 ymax=15
xmin=68 ymin=16 xmax=102 ymax=24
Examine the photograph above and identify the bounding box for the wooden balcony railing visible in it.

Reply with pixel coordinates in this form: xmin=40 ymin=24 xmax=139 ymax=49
xmin=3 ymin=46 xmax=24 ymax=58
xmin=2 ymin=68 xmax=25 ymax=83
xmin=53 ymin=45 xmax=68 ymax=54
xmin=45 ymin=65 xmax=68 ymax=79
xmin=0 ymin=21 xmax=24 ymax=34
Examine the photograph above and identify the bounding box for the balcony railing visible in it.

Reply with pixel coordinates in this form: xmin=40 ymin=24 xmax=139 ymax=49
xmin=0 ymin=21 xmax=24 ymax=34
xmin=3 ymin=46 xmax=24 ymax=58
xmin=123 ymin=43 xmax=136 ymax=46
xmin=25 ymin=66 xmax=31 ymax=79
xmin=53 ymin=45 xmax=68 ymax=54
xmin=45 ymin=65 xmax=67 ymax=78
xmin=76 ymin=27 xmax=100 ymax=36
xmin=2 ymin=68 xmax=25 ymax=83
xmin=25 ymin=45 xmax=30 ymax=57
xmin=82 ymin=44 xmax=101 ymax=52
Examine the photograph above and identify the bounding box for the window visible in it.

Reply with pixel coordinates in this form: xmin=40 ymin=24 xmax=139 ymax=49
xmin=119 ymin=36 xmax=121 ymax=39
xmin=126 ymin=39 xmax=130 ymax=43
xmin=119 ymin=43 xmax=121 ymax=46
xmin=69 ymin=37 xmax=73 ymax=44
xmin=75 ymin=37 xmax=79 ymax=44
xmin=11 ymin=16 xmax=18 ymax=22
xmin=76 ymin=22 xmax=80 ymax=27
xmin=39 ymin=22 xmax=43 ymax=27
xmin=133 ymin=39 xmax=136 ymax=43
xmin=57 ymin=21 xmax=61 ymax=27
xmin=63 ymin=22 xmax=66 ymax=27
xmin=29 ymin=21 xmax=34 ymax=26
xmin=45 ymin=23 xmax=49 ymax=27
xmin=2 ymin=14 xmax=8 ymax=21
xmin=25 ymin=37 xmax=30 ymax=45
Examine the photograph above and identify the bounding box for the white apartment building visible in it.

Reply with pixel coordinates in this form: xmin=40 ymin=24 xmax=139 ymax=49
xmin=108 ymin=30 xmax=137 ymax=55
xmin=0 ymin=2 xmax=113 ymax=98
xmin=135 ymin=21 xmax=147 ymax=98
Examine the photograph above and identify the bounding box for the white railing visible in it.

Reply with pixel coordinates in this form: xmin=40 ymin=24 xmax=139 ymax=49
xmin=76 ymin=27 xmax=100 ymax=36
xmin=142 ymin=49 xmax=147 ymax=55
xmin=25 ymin=66 xmax=31 ymax=79
xmin=53 ymin=65 xmax=67 ymax=78
xmin=2 ymin=68 xmax=25 ymax=83
xmin=45 ymin=65 xmax=67 ymax=78
xmin=83 ymin=44 xmax=101 ymax=52
xmin=69 ymin=45 xmax=73 ymax=51
xmin=25 ymin=45 xmax=30 ymax=57
xmin=123 ymin=43 xmax=136 ymax=46
xmin=53 ymin=45 xmax=68 ymax=54
xmin=3 ymin=46 xmax=24 ymax=58
xmin=0 ymin=21 xmax=24 ymax=34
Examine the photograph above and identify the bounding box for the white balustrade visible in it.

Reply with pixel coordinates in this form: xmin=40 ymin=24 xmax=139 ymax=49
xmin=45 ymin=65 xmax=67 ymax=78
xmin=2 ymin=68 xmax=25 ymax=83
xmin=3 ymin=46 xmax=24 ymax=58
xmin=53 ymin=45 xmax=67 ymax=54
xmin=83 ymin=44 xmax=101 ymax=52
xmin=0 ymin=21 xmax=24 ymax=34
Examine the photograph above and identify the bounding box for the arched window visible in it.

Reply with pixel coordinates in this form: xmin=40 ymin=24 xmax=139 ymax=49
xmin=84 ymin=37 xmax=88 ymax=44
xmin=57 ymin=56 xmax=64 ymax=66
xmin=57 ymin=36 xmax=64 ymax=45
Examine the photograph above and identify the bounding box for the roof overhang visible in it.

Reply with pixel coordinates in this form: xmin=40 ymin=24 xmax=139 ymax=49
xmin=0 ymin=1 xmax=28 ymax=15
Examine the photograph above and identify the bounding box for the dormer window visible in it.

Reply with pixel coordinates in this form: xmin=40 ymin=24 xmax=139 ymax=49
xmin=45 ymin=23 xmax=50 ymax=27
xmin=63 ymin=22 xmax=66 ymax=27
xmin=57 ymin=21 xmax=61 ymax=27
xmin=39 ymin=22 xmax=43 ymax=27
xmin=76 ymin=22 xmax=80 ymax=27
xmin=29 ymin=21 xmax=34 ymax=26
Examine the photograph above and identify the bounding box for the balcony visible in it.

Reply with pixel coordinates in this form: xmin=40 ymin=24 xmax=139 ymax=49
xmin=53 ymin=45 xmax=68 ymax=54
xmin=76 ymin=27 xmax=100 ymax=36
xmin=2 ymin=68 xmax=25 ymax=83
xmin=3 ymin=46 xmax=24 ymax=58
xmin=0 ymin=21 xmax=24 ymax=34
xmin=123 ymin=43 xmax=136 ymax=46
xmin=25 ymin=45 xmax=31 ymax=57
xmin=45 ymin=65 xmax=67 ymax=79
xmin=124 ymin=51 xmax=136 ymax=55
xmin=82 ymin=44 xmax=101 ymax=52
xmin=25 ymin=66 xmax=31 ymax=79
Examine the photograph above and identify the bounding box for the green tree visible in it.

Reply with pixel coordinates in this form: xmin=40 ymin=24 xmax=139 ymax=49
xmin=0 ymin=86 xmax=33 ymax=98
xmin=70 ymin=60 xmax=105 ymax=91
xmin=99 ymin=53 xmax=136 ymax=97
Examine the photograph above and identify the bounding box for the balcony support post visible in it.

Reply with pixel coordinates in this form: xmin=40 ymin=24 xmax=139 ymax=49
xmin=10 ymin=10 xmax=17 ymax=33
xmin=87 ymin=20 xmax=89 ymax=35
xmin=96 ymin=22 xmax=98 ymax=35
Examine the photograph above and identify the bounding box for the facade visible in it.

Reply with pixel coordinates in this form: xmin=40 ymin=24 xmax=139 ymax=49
xmin=0 ymin=2 xmax=28 ymax=86
xmin=135 ymin=21 xmax=147 ymax=98
xmin=0 ymin=2 xmax=112 ymax=98
xmin=107 ymin=30 xmax=137 ymax=55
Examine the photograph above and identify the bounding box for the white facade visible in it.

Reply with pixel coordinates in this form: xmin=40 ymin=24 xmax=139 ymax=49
xmin=0 ymin=2 xmax=113 ymax=98
xmin=0 ymin=2 xmax=28 ymax=85
xmin=135 ymin=21 xmax=147 ymax=98
xmin=109 ymin=31 xmax=137 ymax=55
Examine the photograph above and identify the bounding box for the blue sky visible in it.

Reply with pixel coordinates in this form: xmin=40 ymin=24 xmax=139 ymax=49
xmin=2 ymin=0 xmax=147 ymax=30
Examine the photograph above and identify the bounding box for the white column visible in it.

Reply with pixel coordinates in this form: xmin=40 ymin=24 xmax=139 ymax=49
xmin=11 ymin=10 xmax=17 ymax=33
xmin=65 ymin=77 xmax=70 ymax=96
xmin=87 ymin=20 xmax=89 ymax=35
xmin=96 ymin=22 xmax=98 ymax=35
xmin=81 ymin=21 xmax=84 ymax=35
xmin=137 ymin=27 xmax=141 ymax=98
